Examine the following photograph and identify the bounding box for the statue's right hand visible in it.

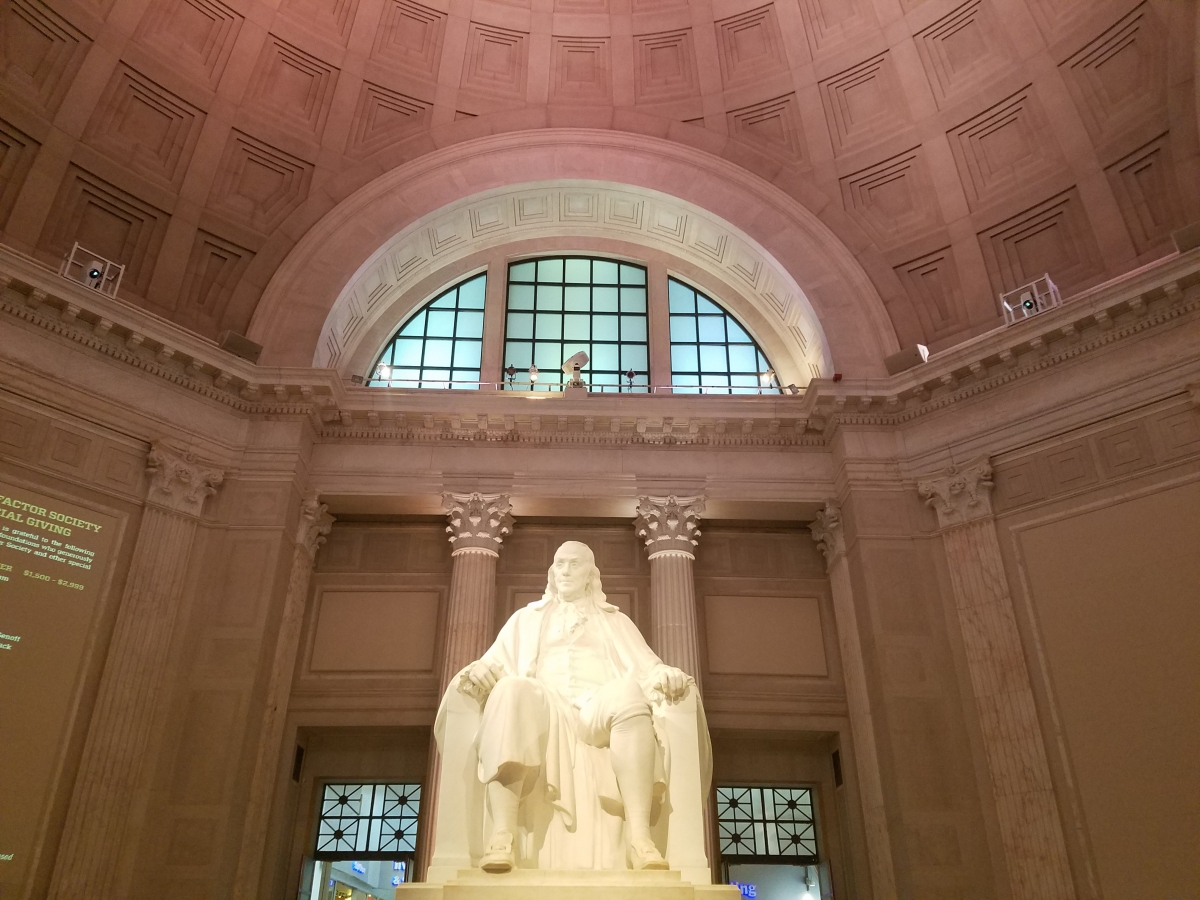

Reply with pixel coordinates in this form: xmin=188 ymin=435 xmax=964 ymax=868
xmin=465 ymin=659 xmax=502 ymax=695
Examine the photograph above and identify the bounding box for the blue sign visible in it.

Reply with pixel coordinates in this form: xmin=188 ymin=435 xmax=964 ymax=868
xmin=730 ymin=881 xmax=757 ymax=898
xmin=351 ymin=861 xmax=366 ymax=875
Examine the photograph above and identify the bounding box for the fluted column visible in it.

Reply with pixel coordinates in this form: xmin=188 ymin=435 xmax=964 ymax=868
xmin=232 ymin=496 xmax=334 ymax=899
xmin=49 ymin=443 xmax=223 ymax=900
xmin=418 ymin=492 xmax=514 ymax=878
xmin=634 ymin=495 xmax=705 ymax=686
xmin=918 ymin=457 xmax=1074 ymax=900
xmin=810 ymin=503 xmax=898 ymax=900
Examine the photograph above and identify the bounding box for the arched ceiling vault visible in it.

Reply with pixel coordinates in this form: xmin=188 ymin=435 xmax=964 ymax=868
xmin=1 ymin=0 xmax=1195 ymax=374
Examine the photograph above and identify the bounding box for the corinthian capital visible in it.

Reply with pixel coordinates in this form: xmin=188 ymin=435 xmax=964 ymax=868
xmin=297 ymin=496 xmax=335 ymax=558
xmin=443 ymin=492 xmax=514 ymax=556
xmin=146 ymin=442 xmax=223 ymax=517
xmin=634 ymin=495 xmax=705 ymax=559
xmin=917 ymin=456 xmax=994 ymax=529
xmin=809 ymin=501 xmax=844 ymax=569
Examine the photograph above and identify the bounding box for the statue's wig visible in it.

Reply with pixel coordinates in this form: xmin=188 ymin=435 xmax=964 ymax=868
xmin=543 ymin=541 xmax=609 ymax=607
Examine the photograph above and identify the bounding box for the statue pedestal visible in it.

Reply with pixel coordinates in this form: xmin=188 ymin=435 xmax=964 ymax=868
xmin=397 ymin=870 xmax=741 ymax=900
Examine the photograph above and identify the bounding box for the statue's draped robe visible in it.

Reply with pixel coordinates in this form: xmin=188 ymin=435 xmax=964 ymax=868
xmin=435 ymin=595 xmax=681 ymax=869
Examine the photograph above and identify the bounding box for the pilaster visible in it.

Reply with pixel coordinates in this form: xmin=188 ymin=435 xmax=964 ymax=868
xmin=48 ymin=443 xmax=223 ymax=900
xmin=810 ymin=502 xmax=898 ymax=900
xmin=917 ymin=457 xmax=1075 ymax=900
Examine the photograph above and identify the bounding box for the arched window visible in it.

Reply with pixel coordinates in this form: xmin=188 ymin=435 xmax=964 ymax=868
xmin=368 ymin=274 xmax=486 ymax=389
xmin=668 ymin=278 xmax=778 ymax=394
xmin=503 ymin=257 xmax=649 ymax=392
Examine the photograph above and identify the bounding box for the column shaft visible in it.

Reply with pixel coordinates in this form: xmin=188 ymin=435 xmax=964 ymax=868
xmin=49 ymin=506 xmax=200 ymax=898
xmin=648 ymin=550 xmax=702 ymax=687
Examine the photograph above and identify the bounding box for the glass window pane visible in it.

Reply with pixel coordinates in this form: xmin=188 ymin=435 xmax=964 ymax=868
xmin=508 ymin=312 xmax=534 ymax=339
xmin=564 ymin=314 xmax=590 ymax=340
xmin=672 ymin=344 xmax=699 ymax=371
xmin=621 ymin=344 xmax=648 ymax=371
xmin=592 ymin=260 xmax=619 ymax=284
xmin=564 ymin=286 xmax=590 ymax=310
xmin=590 ymin=344 xmax=618 ymax=370
xmin=592 ymin=315 xmax=618 ymax=341
xmin=424 ymin=339 xmax=452 ymax=368
xmin=429 ymin=293 xmax=456 ymax=308
xmin=725 ymin=319 xmax=752 ymax=343
xmin=537 ymin=258 xmax=563 ymax=282
xmin=505 ymin=342 xmax=531 ymax=368
xmin=668 ymin=279 xmax=695 ymax=313
xmin=536 ymin=285 xmax=563 ymax=310
xmin=426 ymin=309 xmax=455 ymax=337
xmin=535 ymin=312 xmax=562 ymax=339
xmin=619 ymin=287 xmax=646 ymax=313
xmin=619 ymin=264 xmax=646 ymax=285
xmin=728 ymin=344 xmax=758 ymax=372
xmin=397 ymin=311 xmax=425 ymax=336
xmin=564 ymin=258 xmax=591 ymax=283
xmin=592 ymin=287 xmax=618 ymax=312
xmin=509 ymin=284 xmax=535 ymax=309
xmin=456 ymin=310 xmax=484 ymax=338
xmin=453 ymin=341 xmax=481 ymax=368
xmin=394 ymin=338 xmax=423 ymax=367
xmin=670 ymin=316 xmax=697 ymax=342
xmin=620 ymin=315 xmax=647 ymax=342
xmin=510 ymin=261 xmax=536 ymax=281
xmin=457 ymin=275 xmax=486 ymax=308
xmin=699 ymin=345 xmax=728 ymax=372
xmin=696 ymin=295 xmax=722 ymax=314
xmin=697 ymin=316 xmax=725 ymax=342
xmin=534 ymin=343 xmax=562 ymax=369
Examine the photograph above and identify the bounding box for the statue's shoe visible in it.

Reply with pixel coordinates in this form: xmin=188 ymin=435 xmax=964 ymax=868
xmin=629 ymin=836 xmax=669 ymax=871
xmin=480 ymin=830 xmax=516 ymax=873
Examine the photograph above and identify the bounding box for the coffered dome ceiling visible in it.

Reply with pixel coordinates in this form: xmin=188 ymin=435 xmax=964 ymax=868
xmin=1 ymin=0 xmax=1196 ymax=372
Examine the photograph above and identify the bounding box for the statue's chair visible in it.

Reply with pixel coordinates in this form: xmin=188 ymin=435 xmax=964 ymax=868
xmin=425 ymin=678 xmax=714 ymax=884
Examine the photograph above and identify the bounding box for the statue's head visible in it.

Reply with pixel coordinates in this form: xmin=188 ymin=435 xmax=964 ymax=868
xmin=546 ymin=541 xmax=603 ymax=605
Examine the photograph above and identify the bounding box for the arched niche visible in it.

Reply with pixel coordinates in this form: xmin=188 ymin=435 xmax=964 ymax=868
xmin=247 ymin=130 xmax=898 ymax=376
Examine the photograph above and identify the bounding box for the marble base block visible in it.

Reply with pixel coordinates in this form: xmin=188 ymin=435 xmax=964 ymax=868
xmin=397 ymin=870 xmax=741 ymax=900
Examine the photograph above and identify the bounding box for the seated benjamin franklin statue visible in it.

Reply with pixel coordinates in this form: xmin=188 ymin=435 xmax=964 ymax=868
xmin=427 ymin=541 xmax=714 ymax=879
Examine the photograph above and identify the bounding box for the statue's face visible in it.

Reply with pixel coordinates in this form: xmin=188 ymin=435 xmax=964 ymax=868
xmin=552 ymin=547 xmax=591 ymax=602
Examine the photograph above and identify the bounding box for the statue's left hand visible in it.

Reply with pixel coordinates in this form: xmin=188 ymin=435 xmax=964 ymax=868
xmin=651 ymin=665 xmax=690 ymax=701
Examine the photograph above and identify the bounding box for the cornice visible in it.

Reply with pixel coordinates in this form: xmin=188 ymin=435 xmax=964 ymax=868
xmin=2 ymin=245 xmax=1197 ymax=451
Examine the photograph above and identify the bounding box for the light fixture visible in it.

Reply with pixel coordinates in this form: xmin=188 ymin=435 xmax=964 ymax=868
xmin=528 ymin=364 xmax=539 ymax=383
xmin=377 ymin=363 xmax=392 ymax=381
xmin=505 ymin=364 xmax=516 ymax=386
xmin=759 ymin=368 xmax=775 ymax=386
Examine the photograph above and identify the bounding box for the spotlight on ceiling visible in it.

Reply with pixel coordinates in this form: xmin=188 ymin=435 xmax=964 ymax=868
xmin=1001 ymin=274 xmax=1060 ymax=325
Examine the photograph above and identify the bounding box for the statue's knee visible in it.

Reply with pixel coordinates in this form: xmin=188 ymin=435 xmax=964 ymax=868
xmin=489 ymin=675 xmax=541 ymax=705
xmin=611 ymin=678 xmax=652 ymax=724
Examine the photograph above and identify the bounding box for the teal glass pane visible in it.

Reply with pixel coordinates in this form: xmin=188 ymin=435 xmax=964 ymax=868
xmin=426 ymin=309 xmax=455 ymax=337
xmin=510 ymin=261 xmax=536 ymax=281
xmin=592 ymin=315 xmax=618 ymax=341
xmin=592 ymin=260 xmax=619 ymax=284
xmin=505 ymin=342 xmax=532 ymax=368
xmin=537 ymin=258 xmax=563 ymax=282
xmin=398 ymin=311 xmax=425 ymax=336
xmin=563 ymin=342 xmax=589 ymax=363
xmin=509 ymin=285 xmax=535 ymax=309
xmin=535 ymin=312 xmax=562 ymax=339
xmin=726 ymin=319 xmax=752 ymax=343
xmin=564 ymin=286 xmax=590 ymax=310
xmin=456 ymin=311 xmax=484 ymax=338
xmin=564 ymin=314 xmax=590 ymax=340
xmin=590 ymin=344 xmax=619 ymax=370
xmin=672 ymin=344 xmax=699 ymax=371
xmin=429 ymin=293 xmax=456 ymax=308
xmin=621 ymin=345 xmax=648 ymax=371
xmin=536 ymin=285 xmax=563 ymax=310
xmin=534 ymin=343 xmax=562 ymax=368
xmin=620 ymin=315 xmax=647 ymax=342
xmin=424 ymin=339 xmax=453 ymax=368
xmin=393 ymin=367 xmax=420 ymax=385
xmin=619 ymin=264 xmax=646 ymax=286
xmin=457 ymin=275 xmax=486 ymax=308
xmin=508 ymin=312 xmax=534 ymax=339
xmin=670 ymin=317 xmax=697 ymax=342
xmin=728 ymin=344 xmax=758 ymax=372
xmin=453 ymin=341 xmax=482 ymax=368
xmin=697 ymin=316 xmax=725 ymax=342
xmin=696 ymin=295 xmax=722 ymax=314
xmin=592 ymin=287 xmax=619 ymax=312
xmin=564 ymin=258 xmax=591 ymax=283
xmin=619 ymin=288 xmax=647 ymax=313
xmin=394 ymin=338 xmax=423 ymax=367
xmin=668 ymin=280 xmax=695 ymax=313
xmin=700 ymin=345 xmax=729 ymax=372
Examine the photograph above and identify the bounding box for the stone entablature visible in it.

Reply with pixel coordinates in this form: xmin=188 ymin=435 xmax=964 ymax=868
xmin=2 ymin=245 xmax=1198 ymax=450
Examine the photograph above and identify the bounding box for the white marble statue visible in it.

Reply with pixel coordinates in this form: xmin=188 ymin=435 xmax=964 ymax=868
xmin=430 ymin=540 xmax=713 ymax=879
